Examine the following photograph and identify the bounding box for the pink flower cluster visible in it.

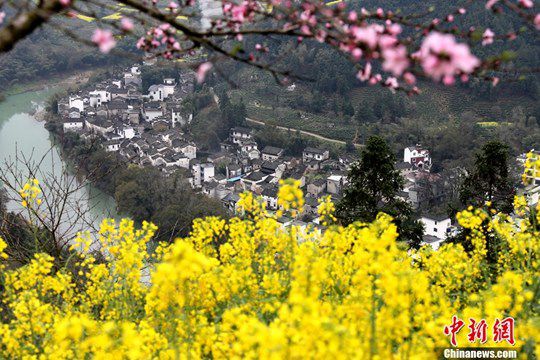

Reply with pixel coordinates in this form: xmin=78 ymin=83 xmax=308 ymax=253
xmin=136 ymin=23 xmax=182 ymax=59
xmin=415 ymin=32 xmax=480 ymax=84
xmin=223 ymin=0 xmax=260 ymax=24
xmin=92 ymin=29 xmax=116 ymax=54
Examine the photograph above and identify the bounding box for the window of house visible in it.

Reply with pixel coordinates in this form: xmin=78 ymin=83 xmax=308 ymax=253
xmin=433 ymin=228 xmax=437 ymax=232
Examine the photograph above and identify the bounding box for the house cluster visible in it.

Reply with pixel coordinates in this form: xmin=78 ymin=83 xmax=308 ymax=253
xmin=58 ymin=65 xmax=198 ymax=174
xmin=192 ymin=127 xmax=352 ymax=228
xmin=398 ymin=145 xmax=458 ymax=248
xmin=56 ymin=65 xmax=465 ymax=245
xmin=395 ymin=144 xmax=446 ymax=210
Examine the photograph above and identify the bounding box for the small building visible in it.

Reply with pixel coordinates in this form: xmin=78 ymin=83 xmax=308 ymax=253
xmin=261 ymin=185 xmax=279 ymax=210
xmin=142 ymin=102 xmax=163 ymax=122
xmin=242 ymin=171 xmax=267 ymax=191
xmin=303 ymin=147 xmax=330 ymax=163
xmin=261 ymin=146 xmax=285 ymax=161
xmin=230 ymin=127 xmax=253 ymax=145
xmin=327 ymin=174 xmax=345 ymax=195
xmin=404 ymin=145 xmax=431 ymax=171
xmin=227 ymin=163 xmax=243 ymax=179
xmin=105 ymin=139 xmax=121 ymax=152
xmin=420 ymin=214 xmax=452 ymax=240
xmin=62 ymin=118 xmax=84 ymax=132
xmin=307 ymin=178 xmax=326 ymax=197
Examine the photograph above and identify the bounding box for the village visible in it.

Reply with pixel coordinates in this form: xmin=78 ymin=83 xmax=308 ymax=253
xmin=56 ymin=64 xmax=540 ymax=250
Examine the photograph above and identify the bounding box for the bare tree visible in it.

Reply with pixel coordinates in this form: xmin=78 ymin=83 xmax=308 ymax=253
xmin=0 ymin=146 xmax=116 ymax=265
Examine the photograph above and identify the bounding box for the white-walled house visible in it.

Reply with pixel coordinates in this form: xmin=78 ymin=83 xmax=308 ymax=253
xmin=116 ymin=125 xmax=135 ymax=139
xmin=404 ymin=145 xmax=432 ymax=170
xmin=148 ymin=85 xmax=165 ymax=102
xmin=303 ymin=147 xmax=329 ymax=163
xmin=172 ymin=139 xmax=196 ymax=159
xmin=142 ymin=102 xmax=164 ymax=121
xmin=68 ymin=95 xmax=85 ymax=112
xmin=62 ymin=118 xmax=84 ymax=132
xmin=89 ymin=89 xmax=111 ymax=107
xmin=420 ymin=215 xmax=451 ymax=239
xmin=230 ymin=127 xmax=253 ymax=144
xmin=327 ymin=175 xmax=345 ymax=195
xmin=262 ymin=146 xmax=284 ymax=161
xmin=85 ymin=117 xmax=114 ymax=136
xmin=105 ymin=140 xmax=121 ymax=152
xmin=171 ymin=106 xmax=192 ymax=127
xmin=162 ymin=78 xmax=176 ymax=97
xmin=192 ymin=162 xmax=215 ymax=187
xmin=148 ymin=79 xmax=176 ymax=101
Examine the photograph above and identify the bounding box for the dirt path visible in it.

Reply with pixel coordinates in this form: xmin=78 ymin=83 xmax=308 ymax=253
xmin=245 ymin=117 xmax=362 ymax=148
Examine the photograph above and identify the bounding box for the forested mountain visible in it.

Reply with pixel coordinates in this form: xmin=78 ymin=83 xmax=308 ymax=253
xmin=201 ymin=0 xmax=539 ymax=169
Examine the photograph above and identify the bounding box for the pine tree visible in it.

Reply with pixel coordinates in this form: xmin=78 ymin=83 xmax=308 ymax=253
xmin=459 ymin=140 xmax=514 ymax=214
xmin=336 ymin=136 xmax=423 ymax=247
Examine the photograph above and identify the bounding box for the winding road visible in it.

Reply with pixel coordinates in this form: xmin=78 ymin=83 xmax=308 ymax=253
xmin=245 ymin=117 xmax=362 ymax=148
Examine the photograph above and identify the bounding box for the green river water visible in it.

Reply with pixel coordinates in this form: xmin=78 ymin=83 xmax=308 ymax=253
xmin=0 ymin=87 xmax=118 ymax=235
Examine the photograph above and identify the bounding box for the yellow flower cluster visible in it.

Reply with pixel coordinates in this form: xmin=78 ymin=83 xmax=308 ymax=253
xmin=317 ymin=195 xmax=337 ymax=226
xmin=0 ymin=185 xmax=537 ymax=359
xmin=19 ymin=178 xmax=42 ymax=208
xmin=277 ymin=178 xmax=304 ymax=217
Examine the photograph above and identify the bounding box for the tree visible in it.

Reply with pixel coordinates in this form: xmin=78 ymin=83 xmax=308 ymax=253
xmin=355 ymin=105 xmax=376 ymax=124
xmin=336 ymin=136 xmax=423 ymax=247
xmin=459 ymin=141 xmax=514 ymax=214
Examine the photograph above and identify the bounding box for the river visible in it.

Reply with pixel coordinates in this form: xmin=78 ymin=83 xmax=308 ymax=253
xmin=0 ymin=87 xmax=119 ymax=237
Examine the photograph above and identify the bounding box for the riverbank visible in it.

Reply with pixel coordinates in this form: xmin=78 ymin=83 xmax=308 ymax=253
xmin=1 ymin=69 xmax=96 ymax=98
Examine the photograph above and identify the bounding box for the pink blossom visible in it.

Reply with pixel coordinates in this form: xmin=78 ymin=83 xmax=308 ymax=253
xmin=535 ymin=14 xmax=540 ymax=30
xmin=378 ymin=34 xmax=398 ymax=49
xmin=443 ymin=75 xmax=455 ymax=85
xmin=121 ymin=18 xmax=134 ymax=32
xmin=447 ymin=15 xmax=454 ymax=22
xmin=348 ymin=11 xmax=358 ymax=22
xmin=458 ymin=8 xmax=466 ymax=14
xmin=369 ymin=73 xmax=382 ymax=85
xmin=518 ymin=0 xmax=533 ymax=8
xmin=351 ymin=48 xmax=362 ymax=61
xmin=0 ymin=12 xmax=5 ymax=24
xmin=385 ymin=77 xmax=399 ymax=91
xmin=417 ymin=32 xmax=480 ymax=82
xmin=351 ymin=25 xmax=378 ymax=49
xmin=196 ymin=62 xmax=213 ymax=83
xmin=92 ymin=29 xmax=116 ymax=54
xmin=356 ymin=62 xmax=372 ymax=82
xmin=387 ymin=23 xmax=402 ymax=36
xmin=482 ymin=28 xmax=494 ymax=46
xmin=492 ymin=77 xmax=500 ymax=87
xmin=231 ymin=4 xmax=247 ymax=22
xmin=486 ymin=0 xmax=499 ymax=9
xmin=59 ymin=0 xmax=71 ymax=6
xmin=403 ymin=72 xmax=416 ymax=84
xmin=382 ymin=45 xmax=410 ymax=76
xmin=136 ymin=37 xmax=146 ymax=49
